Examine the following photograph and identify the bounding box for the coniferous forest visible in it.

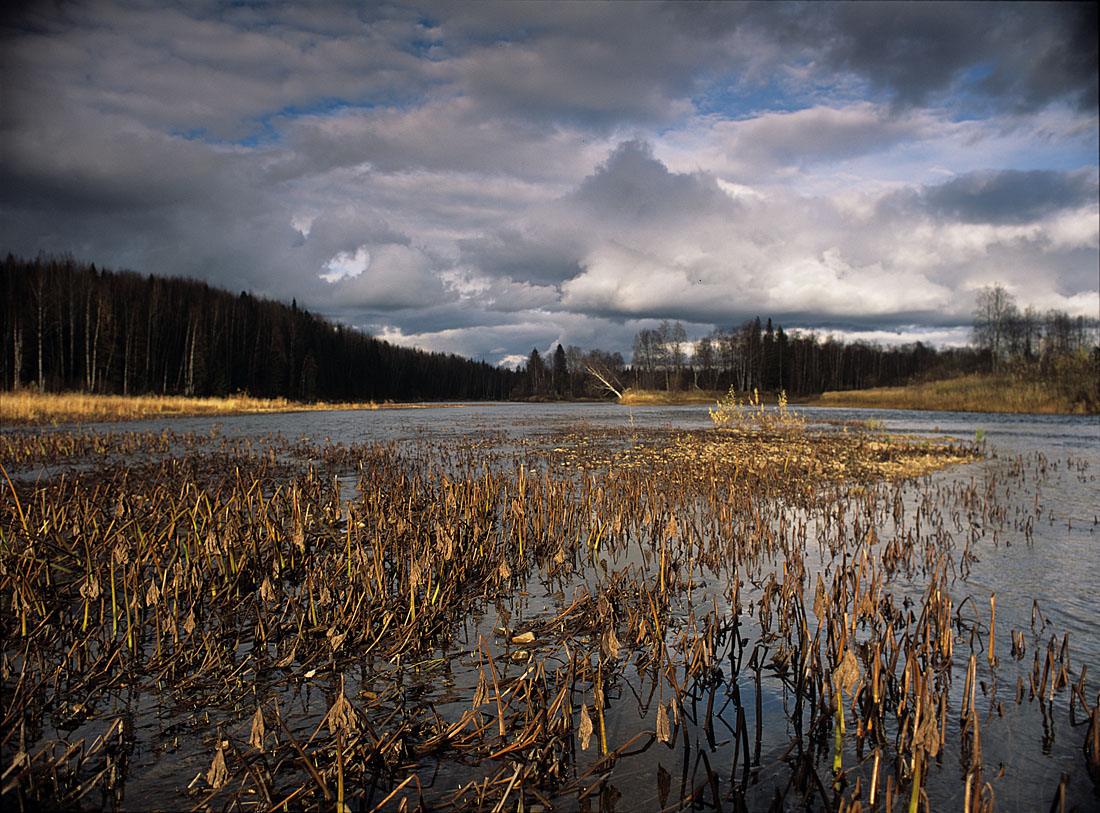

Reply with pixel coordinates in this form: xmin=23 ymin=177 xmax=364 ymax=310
xmin=2 ymin=254 xmax=517 ymax=402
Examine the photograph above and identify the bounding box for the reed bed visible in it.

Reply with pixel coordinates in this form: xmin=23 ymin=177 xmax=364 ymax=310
xmin=0 ymin=414 xmax=1095 ymax=811
xmin=618 ymin=389 xmax=725 ymax=406
xmin=0 ymin=391 xmax=393 ymax=427
xmin=808 ymin=373 xmax=1097 ymax=415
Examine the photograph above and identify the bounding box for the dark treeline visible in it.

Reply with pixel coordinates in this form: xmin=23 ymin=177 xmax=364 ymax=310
xmin=522 ymin=298 xmax=1097 ymax=399
xmin=629 ymin=317 xmax=972 ymax=395
xmin=5 ymin=254 xmax=1094 ymax=404
xmin=520 ymin=319 xmax=978 ymax=399
xmin=2 ymin=253 xmax=517 ymax=401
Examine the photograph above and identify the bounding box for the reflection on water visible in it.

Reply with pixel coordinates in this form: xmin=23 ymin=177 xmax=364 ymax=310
xmin=5 ymin=403 xmax=1098 ymax=810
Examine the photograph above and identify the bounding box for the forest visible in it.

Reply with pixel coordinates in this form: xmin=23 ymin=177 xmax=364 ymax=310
xmin=1 ymin=254 xmax=517 ymax=402
xmin=522 ymin=291 xmax=1098 ymax=400
xmin=3 ymin=253 xmax=1096 ymax=403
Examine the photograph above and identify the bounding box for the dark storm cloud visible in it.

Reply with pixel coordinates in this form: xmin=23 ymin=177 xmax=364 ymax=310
xmin=737 ymin=2 xmax=1098 ymax=113
xmin=569 ymin=140 xmax=738 ymax=225
xmin=0 ymin=1 xmax=1095 ymax=365
xmin=919 ymin=169 xmax=1098 ymax=225
xmin=458 ymin=228 xmax=583 ymax=286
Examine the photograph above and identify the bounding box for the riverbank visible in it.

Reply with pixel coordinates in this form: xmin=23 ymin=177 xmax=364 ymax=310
xmin=806 ymin=370 xmax=1098 ymax=415
xmin=0 ymin=390 xmax=402 ymax=426
xmin=617 ymin=387 xmax=724 ymax=405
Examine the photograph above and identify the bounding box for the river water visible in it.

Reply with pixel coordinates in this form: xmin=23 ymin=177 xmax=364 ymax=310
xmin=9 ymin=403 xmax=1100 ymax=810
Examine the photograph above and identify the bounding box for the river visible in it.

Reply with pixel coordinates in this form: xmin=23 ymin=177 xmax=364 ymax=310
xmin=5 ymin=403 xmax=1099 ymax=810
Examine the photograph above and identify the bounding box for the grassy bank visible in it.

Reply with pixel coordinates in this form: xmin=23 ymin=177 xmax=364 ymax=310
xmin=0 ymin=390 xmax=395 ymax=426
xmin=618 ymin=387 xmax=725 ymax=405
xmin=806 ymin=369 xmax=1098 ymax=415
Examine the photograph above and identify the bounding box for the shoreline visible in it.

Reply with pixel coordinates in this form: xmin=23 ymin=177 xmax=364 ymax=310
xmin=3 ymin=379 xmax=1096 ymax=427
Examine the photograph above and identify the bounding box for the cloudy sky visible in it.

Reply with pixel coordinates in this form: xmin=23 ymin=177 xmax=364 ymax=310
xmin=2 ymin=1 xmax=1097 ymax=367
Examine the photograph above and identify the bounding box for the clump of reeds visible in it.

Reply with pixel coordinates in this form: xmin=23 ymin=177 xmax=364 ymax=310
xmin=710 ymin=387 xmax=805 ymax=434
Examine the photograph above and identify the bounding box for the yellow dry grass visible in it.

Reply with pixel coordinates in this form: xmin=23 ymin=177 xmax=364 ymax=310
xmin=0 ymin=390 xmax=388 ymax=426
xmin=807 ymin=373 xmax=1096 ymax=415
xmin=618 ymin=387 xmax=725 ymax=406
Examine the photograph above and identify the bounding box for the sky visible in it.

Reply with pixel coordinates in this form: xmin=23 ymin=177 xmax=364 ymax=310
xmin=2 ymin=1 xmax=1097 ymax=368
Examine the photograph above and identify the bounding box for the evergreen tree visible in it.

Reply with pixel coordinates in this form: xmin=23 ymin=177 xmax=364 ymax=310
xmin=525 ymin=348 xmax=546 ymax=396
xmin=552 ymin=344 xmax=568 ymax=396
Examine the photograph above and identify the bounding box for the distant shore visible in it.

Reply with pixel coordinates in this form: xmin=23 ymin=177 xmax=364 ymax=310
xmin=0 ymin=391 xmax=459 ymax=426
xmin=4 ymin=368 xmax=1096 ymax=426
xmin=803 ymin=372 xmax=1097 ymax=415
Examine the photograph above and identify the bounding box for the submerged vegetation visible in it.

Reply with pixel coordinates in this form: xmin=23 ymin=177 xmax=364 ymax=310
xmin=2 ymin=404 xmax=1095 ymax=810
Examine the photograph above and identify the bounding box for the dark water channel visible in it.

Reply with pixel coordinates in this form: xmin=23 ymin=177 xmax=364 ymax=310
xmin=3 ymin=403 xmax=1098 ymax=811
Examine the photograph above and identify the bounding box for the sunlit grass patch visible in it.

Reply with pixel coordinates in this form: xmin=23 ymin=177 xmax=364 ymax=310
xmin=808 ymin=353 xmax=1099 ymax=415
xmin=0 ymin=390 xmax=386 ymax=425
xmin=618 ymin=387 xmax=723 ymax=405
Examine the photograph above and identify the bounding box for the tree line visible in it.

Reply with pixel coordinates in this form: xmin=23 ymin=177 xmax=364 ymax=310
xmin=4 ymin=254 xmax=1094 ymax=404
xmin=971 ymin=283 xmax=1096 ymax=368
xmin=516 ymin=320 xmax=972 ymax=399
xmin=517 ymin=290 xmax=1097 ymax=399
xmin=1 ymin=253 xmax=517 ymax=401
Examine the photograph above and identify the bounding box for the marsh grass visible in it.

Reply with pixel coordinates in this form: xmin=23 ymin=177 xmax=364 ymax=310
xmin=809 ymin=361 xmax=1099 ymax=415
xmin=1 ymin=391 xmax=392 ymax=425
xmin=618 ymin=387 xmax=724 ymax=405
xmin=0 ymin=413 xmax=1090 ymax=811
xmin=709 ymin=387 xmax=805 ymax=434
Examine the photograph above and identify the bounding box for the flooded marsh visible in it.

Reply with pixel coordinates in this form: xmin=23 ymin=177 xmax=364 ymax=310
xmin=1 ymin=405 xmax=1098 ymax=811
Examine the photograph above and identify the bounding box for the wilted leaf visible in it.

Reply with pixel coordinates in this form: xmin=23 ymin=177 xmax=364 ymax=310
xmin=183 ymin=610 xmax=196 ymax=635
xmin=80 ymin=576 xmax=100 ymax=601
xmin=857 ymin=591 xmax=875 ymax=617
xmin=145 ymin=581 xmax=160 ymax=607
xmin=597 ymin=593 xmax=611 ymax=619
xmin=663 ymin=516 xmax=679 ymax=540
xmin=656 ymin=702 xmax=670 ymax=743
xmin=259 ymin=577 xmax=275 ymax=602
xmin=578 ymin=704 xmax=593 ymax=751
xmin=835 ymin=649 xmax=860 ymax=697
xmin=601 ymin=627 xmax=622 ymax=660
xmin=915 ymin=710 xmax=940 ymax=757
xmin=248 ymin=707 xmax=265 ymax=750
xmin=327 ymin=692 xmax=357 ymax=736
xmin=326 ymin=626 xmax=347 ymax=653
xmin=206 ymin=744 xmax=228 ymax=789
xmin=813 ymin=572 xmax=826 ymax=621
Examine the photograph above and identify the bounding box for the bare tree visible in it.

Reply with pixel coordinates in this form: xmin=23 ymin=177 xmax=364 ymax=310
xmin=585 ymin=349 xmax=625 ymax=399
xmin=972 ymin=283 xmax=1017 ymax=369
